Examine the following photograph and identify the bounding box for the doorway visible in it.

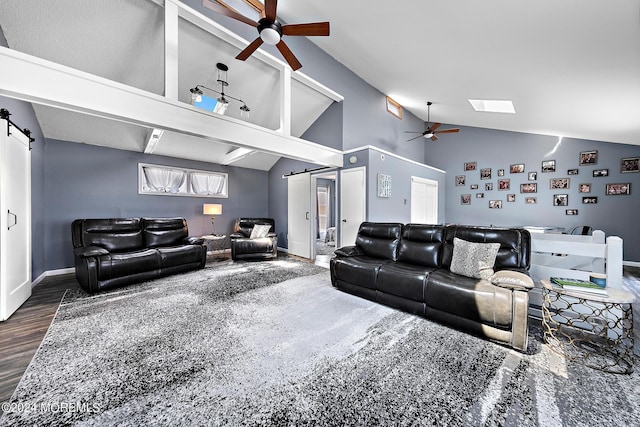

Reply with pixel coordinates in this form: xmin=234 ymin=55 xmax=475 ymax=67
xmin=312 ymin=171 xmax=338 ymax=263
xmin=411 ymin=176 xmax=438 ymax=224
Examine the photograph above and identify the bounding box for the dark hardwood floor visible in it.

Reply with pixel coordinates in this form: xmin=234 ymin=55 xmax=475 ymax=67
xmin=1 ymin=266 xmax=639 ymax=407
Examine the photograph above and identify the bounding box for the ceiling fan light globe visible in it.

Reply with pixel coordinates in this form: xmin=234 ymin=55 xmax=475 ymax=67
xmin=260 ymin=27 xmax=281 ymax=45
xmin=424 ymin=133 xmax=434 ymax=138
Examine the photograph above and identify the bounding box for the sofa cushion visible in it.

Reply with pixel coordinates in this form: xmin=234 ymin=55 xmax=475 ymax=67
xmin=142 ymin=217 xmax=188 ymax=248
xmin=157 ymin=245 xmax=206 ymax=268
xmin=97 ymin=249 xmax=159 ymax=280
xmin=425 ymin=270 xmax=513 ymax=329
xmin=250 ymin=224 xmax=272 ymax=239
xmin=450 ymin=238 xmax=500 ymax=279
xmin=397 ymin=224 xmax=444 ymax=267
xmin=73 ymin=218 xmax=144 ymax=252
xmin=377 ymin=262 xmax=437 ymax=301
xmin=355 ymin=222 xmax=403 ymax=261
xmin=331 ymin=256 xmax=387 ymax=290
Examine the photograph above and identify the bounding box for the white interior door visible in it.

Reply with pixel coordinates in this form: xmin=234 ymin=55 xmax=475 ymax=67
xmin=411 ymin=176 xmax=438 ymax=224
xmin=340 ymin=167 xmax=366 ymax=247
xmin=1 ymin=120 xmax=32 ymax=321
xmin=288 ymin=172 xmax=312 ymax=258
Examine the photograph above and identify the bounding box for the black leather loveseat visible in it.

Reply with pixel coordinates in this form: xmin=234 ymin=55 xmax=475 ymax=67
xmin=230 ymin=218 xmax=278 ymax=261
xmin=330 ymin=222 xmax=534 ymax=351
xmin=72 ymin=217 xmax=207 ymax=293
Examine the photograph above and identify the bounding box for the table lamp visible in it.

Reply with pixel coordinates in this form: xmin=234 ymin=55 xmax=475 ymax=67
xmin=203 ymin=203 xmax=222 ymax=235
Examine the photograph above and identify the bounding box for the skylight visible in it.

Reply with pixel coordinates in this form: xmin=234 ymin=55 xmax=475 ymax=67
xmin=468 ymin=99 xmax=516 ymax=114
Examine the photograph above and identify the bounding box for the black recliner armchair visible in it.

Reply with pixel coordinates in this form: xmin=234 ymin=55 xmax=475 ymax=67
xmin=230 ymin=218 xmax=278 ymax=261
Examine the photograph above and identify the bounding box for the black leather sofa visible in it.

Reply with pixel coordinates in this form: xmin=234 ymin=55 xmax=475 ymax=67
xmin=230 ymin=218 xmax=278 ymax=261
xmin=330 ymin=222 xmax=533 ymax=351
xmin=72 ymin=217 xmax=207 ymax=293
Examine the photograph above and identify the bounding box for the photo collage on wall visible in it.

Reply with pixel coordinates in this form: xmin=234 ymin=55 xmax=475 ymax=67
xmin=457 ymin=152 xmax=636 ymax=213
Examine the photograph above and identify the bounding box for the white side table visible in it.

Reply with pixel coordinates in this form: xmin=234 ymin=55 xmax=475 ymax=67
xmin=541 ymin=279 xmax=635 ymax=374
xmin=201 ymin=235 xmax=227 ymax=260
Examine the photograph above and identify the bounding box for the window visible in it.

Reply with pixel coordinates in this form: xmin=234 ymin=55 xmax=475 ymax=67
xmin=139 ymin=163 xmax=228 ymax=198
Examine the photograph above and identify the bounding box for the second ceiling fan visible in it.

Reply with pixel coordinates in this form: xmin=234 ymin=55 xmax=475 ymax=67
xmin=406 ymin=102 xmax=460 ymax=142
xmin=202 ymin=0 xmax=330 ymax=71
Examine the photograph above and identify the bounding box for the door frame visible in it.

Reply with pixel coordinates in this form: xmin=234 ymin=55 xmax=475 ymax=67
xmin=410 ymin=176 xmax=439 ymax=224
xmin=339 ymin=166 xmax=366 ymax=248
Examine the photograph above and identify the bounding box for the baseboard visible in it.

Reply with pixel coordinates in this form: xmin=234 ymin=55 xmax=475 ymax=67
xmin=623 ymin=261 xmax=640 ymax=268
xmin=32 ymin=268 xmax=75 ymax=288
xmin=277 ymin=246 xmax=289 ymax=253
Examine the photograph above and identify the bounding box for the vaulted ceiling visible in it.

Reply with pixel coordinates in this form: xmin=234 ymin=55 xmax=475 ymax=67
xmin=0 ymin=0 xmax=338 ymax=170
xmin=275 ymin=0 xmax=640 ymax=146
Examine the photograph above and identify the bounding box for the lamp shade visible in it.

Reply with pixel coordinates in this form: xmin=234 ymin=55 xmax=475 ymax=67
xmin=203 ymin=203 xmax=222 ymax=215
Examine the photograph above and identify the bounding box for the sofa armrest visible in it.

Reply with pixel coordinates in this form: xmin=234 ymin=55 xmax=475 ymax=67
xmin=334 ymin=245 xmax=363 ymax=257
xmin=230 ymin=232 xmax=245 ymax=240
xmin=488 ymin=270 xmax=534 ymax=291
xmin=184 ymin=236 xmax=205 ymax=245
xmin=74 ymin=246 xmax=109 ymax=258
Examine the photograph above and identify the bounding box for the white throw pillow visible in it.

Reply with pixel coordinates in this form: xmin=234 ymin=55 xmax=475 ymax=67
xmin=450 ymin=237 xmax=500 ymax=279
xmin=249 ymin=224 xmax=271 ymax=239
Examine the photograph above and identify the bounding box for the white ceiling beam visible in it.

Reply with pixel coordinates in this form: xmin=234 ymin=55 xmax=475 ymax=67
xmin=144 ymin=128 xmax=165 ymax=154
xmin=279 ymin=67 xmax=292 ymax=135
xmin=221 ymin=147 xmax=254 ymax=165
xmin=164 ymin=0 xmax=180 ymax=100
xmin=0 ymin=47 xmax=342 ymax=167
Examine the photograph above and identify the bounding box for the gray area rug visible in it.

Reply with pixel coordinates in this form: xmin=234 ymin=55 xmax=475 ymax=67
xmin=2 ymin=258 xmax=639 ymax=426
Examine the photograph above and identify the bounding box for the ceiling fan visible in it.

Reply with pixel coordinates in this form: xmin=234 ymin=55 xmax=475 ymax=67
xmin=201 ymin=0 xmax=330 ymax=71
xmin=405 ymin=102 xmax=460 ymax=142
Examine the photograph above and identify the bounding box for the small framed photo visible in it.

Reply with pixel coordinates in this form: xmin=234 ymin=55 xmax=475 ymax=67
xmin=528 ymin=172 xmax=537 ymax=181
xmin=566 ymin=209 xmax=579 ymax=215
xmin=498 ymin=169 xmax=505 ymax=177
xmin=456 ymin=175 xmax=466 ymax=186
xmin=553 ymin=194 xmax=568 ymax=206
xmin=582 ymin=196 xmax=597 ymax=204
xmin=461 ymin=194 xmax=471 ymax=205
xmin=507 ymin=194 xmax=516 ymax=202
xmin=520 ymin=183 xmax=537 ymax=193
xmin=550 ymin=178 xmax=570 ymax=189
xmin=377 ymin=173 xmax=392 ymax=197
xmin=476 ymin=193 xmax=485 ymax=198
xmin=541 ymin=160 xmax=556 ymax=173
xmin=525 ymin=197 xmax=537 ymax=204
xmin=579 ymin=150 xmax=598 ymax=165
xmin=489 ymin=200 xmax=502 ymax=209
xmin=578 ymin=183 xmax=591 ymax=193
xmin=385 ymin=96 xmax=402 ymax=119
xmin=567 ymin=169 xmax=579 ymax=175
xmin=498 ymin=179 xmax=510 ymax=190
xmin=593 ymin=168 xmax=609 ymax=177
xmin=465 ymin=161 xmax=477 ymax=171
xmin=621 ymin=157 xmax=639 ymax=173
xmin=510 ymin=164 xmax=525 ymax=173
xmin=485 ymin=183 xmax=493 ymax=191
xmin=480 ymin=168 xmax=492 ymax=180
xmin=606 ymin=183 xmax=631 ymax=195
xmin=470 ymin=184 xmax=479 ymax=190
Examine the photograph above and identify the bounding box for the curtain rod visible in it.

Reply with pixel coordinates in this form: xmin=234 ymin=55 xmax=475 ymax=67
xmin=282 ymin=166 xmax=333 ymax=178
xmin=1 ymin=108 xmax=35 ymax=150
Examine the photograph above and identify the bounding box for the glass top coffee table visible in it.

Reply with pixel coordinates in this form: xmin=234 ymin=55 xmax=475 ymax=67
xmin=540 ymin=279 xmax=635 ymax=374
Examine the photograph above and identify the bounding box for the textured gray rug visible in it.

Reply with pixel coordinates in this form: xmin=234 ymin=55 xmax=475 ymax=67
xmin=2 ymin=258 xmax=639 ymax=426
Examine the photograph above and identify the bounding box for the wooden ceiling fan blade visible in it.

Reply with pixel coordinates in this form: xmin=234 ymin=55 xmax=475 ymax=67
xmin=202 ymin=0 xmax=258 ymax=27
xmin=265 ymin=0 xmax=278 ymax=22
xmin=276 ymin=40 xmax=302 ymax=70
xmin=434 ymin=128 xmax=460 ymax=134
xmin=236 ymin=37 xmax=263 ymax=61
xmin=282 ymin=22 xmax=330 ymax=37
xmin=431 ymin=135 xmax=439 ymax=142
xmin=406 ymin=135 xmax=424 ymax=142
xmin=428 ymin=123 xmax=442 ymax=132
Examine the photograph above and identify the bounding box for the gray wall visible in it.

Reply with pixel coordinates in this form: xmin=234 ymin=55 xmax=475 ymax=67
xmin=44 ymin=139 xmax=268 ymax=270
xmin=424 ymin=125 xmax=640 ymax=262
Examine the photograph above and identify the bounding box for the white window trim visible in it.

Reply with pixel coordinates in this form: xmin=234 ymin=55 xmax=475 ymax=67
xmin=138 ymin=163 xmax=229 ymax=198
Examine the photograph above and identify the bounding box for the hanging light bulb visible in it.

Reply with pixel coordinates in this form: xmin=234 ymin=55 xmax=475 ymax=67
xmin=190 ymin=87 xmax=203 ymax=103
xmin=240 ymin=104 xmax=251 ymax=118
